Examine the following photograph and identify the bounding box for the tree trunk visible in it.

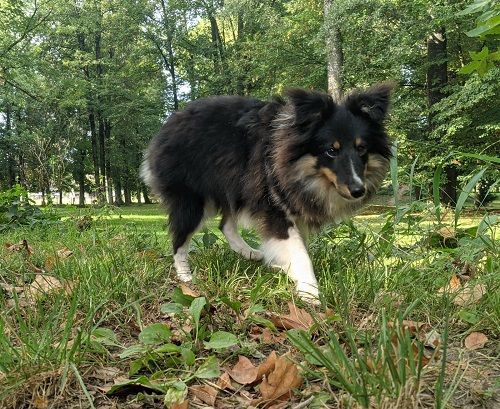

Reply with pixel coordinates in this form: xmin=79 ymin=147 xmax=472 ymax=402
xmin=124 ymin=176 xmax=132 ymax=205
xmin=427 ymin=28 xmax=456 ymax=206
xmin=324 ymin=0 xmax=344 ymax=100
xmin=142 ymin=185 xmax=152 ymax=204
xmin=114 ymin=175 xmax=124 ymax=205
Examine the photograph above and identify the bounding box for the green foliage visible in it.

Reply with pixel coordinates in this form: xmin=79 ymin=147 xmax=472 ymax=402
xmin=0 ymin=185 xmax=59 ymax=231
xmin=458 ymin=0 xmax=500 ymax=75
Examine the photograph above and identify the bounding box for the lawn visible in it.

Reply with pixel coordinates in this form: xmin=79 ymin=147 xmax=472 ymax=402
xmin=0 ymin=201 xmax=498 ymax=408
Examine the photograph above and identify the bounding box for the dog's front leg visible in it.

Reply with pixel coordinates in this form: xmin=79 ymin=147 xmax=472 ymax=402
xmin=261 ymin=226 xmax=319 ymax=303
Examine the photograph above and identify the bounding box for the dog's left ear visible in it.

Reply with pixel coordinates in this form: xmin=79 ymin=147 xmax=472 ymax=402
xmin=346 ymin=82 xmax=395 ymax=123
xmin=285 ymin=88 xmax=335 ymax=126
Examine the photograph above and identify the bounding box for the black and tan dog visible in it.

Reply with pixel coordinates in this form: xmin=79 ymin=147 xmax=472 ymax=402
xmin=141 ymin=84 xmax=393 ymax=302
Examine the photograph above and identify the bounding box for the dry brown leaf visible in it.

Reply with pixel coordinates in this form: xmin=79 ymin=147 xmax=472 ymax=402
xmin=179 ymin=283 xmax=200 ymax=298
xmin=257 ymin=351 xmax=278 ymax=382
xmin=57 ymin=247 xmax=73 ymax=259
xmin=89 ymin=366 xmax=122 ymax=382
xmin=217 ymin=372 xmax=234 ymax=391
xmin=268 ymin=302 xmax=313 ymax=330
xmin=249 ymin=326 xmax=286 ymax=345
xmin=5 ymin=239 xmax=33 ymax=256
xmin=227 ymin=355 xmax=259 ymax=385
xmin=464 ymin=332 xmax=488 ymax=350
xmin=170 ymin=400 xmax=189 ymax=409
xmin=256 ymin=355 xmax=302 ymax=407
xmin=0 ymin=282 xmax=24 ymax=294
xmin=437 ymin=274 xmax=462 ymax=294
xmin=190 ymin=384 xmax=218 ymax=406
xmin=453 ymin=283 xmax=486 ymax=306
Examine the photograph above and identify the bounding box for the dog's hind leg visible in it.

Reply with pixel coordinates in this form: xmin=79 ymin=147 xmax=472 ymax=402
xmin=220 ymin=215 xmax=263 ymax=261
xmin=169 ymin=192 xmax=205 ymax=282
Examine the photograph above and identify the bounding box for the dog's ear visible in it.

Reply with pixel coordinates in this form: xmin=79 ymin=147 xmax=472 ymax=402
xmin=346 ymin=82 xmax=395 ymax=123
xmin=285 ymin=88 xmax=334 ymax=126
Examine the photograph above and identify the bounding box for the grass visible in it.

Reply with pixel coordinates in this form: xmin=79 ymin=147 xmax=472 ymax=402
xmin=0 ymin=200 xmax=498 ymax=408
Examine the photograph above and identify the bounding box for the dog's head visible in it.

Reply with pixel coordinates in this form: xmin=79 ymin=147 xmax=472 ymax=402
xmin=271 ymin=83 xmax=393 ymax=204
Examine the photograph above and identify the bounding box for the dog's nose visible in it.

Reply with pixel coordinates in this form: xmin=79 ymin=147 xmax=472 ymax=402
xmin=350 ymin=186 xmax=365 ymax=198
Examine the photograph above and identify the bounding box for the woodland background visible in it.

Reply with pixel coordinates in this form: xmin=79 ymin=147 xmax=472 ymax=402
xmin=0 ymin=0 xmax=498 ymax=206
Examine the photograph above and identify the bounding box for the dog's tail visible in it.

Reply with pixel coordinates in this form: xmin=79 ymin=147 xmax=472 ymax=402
xmin=139 ymin=153 xmax=155 ymax=188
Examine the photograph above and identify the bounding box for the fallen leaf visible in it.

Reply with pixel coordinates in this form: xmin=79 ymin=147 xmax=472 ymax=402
xmin=256 ymin=351 xmax=278 ymax=382
xmin=89 ymin=367 xmax=122 ymax=382
xmin=268 ymin=302 xmax=313 ymax=330
xmin=464 ymin=332 xmax=488 ymax=350
xmin=171 ymin=400 xmax=189 ymax=409
xmin=401 ymin=320 xmax=427 ymax=334
xmin=437 ymin=275 xmax=461 ymax=294
xmin=5 ymin=240 xmax=33 ymax=256
xmin=423 ymin=329 xmax=441 ymax=349
xmin=57 ymin=247 xmax=73 ymax=259
xmin=217 ymin=372 xmax=234 ymax=390
xmin=453 ymin=283 xmax=486 ymax=306
xmin=227 ymin=355 xmax=259 ymax=384
xmin=190 ymin=384 xmax=218 ymax=406
xmin=179 ymin=284 xmax=200 ymax=298
xmin=0 ymin=283 xmax=24 ymax=294
xmin=26 ymin=275 xmax=71 ymax=299
xmin=255 ymin=354 xmax=302 ymax=407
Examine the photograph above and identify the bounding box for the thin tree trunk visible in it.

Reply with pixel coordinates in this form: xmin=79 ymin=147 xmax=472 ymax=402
xmin=113 ymin=174 xmax=124 ymax=205
xmin=427 ymin=28 xmax=456 ymax=206
xmin=124 ymin=176 xmax=132 ymax=205
xmin=77 ymin=148 xmax=86 ymax=206
xmin=142 ymin=185 xmax=151 ymax=204
xmin=5 ymin=104 xmax=16 ymax=187
xmin=324 ymin=0 xmax=344 ymax=100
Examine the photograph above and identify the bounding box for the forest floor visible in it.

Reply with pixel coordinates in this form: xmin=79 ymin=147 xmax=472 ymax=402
xmin=0 ymin=203 xmax=498 ymax=408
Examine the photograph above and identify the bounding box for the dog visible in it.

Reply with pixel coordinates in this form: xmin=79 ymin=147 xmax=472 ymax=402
xmin=141 ymin=84 xmax=393 ymax=302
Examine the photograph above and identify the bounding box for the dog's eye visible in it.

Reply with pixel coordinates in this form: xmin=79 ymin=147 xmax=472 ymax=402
xmin=356 ymin=145 xmax=367 ymax=155
xmin=325 ymin=147 xmax=339 ymax=158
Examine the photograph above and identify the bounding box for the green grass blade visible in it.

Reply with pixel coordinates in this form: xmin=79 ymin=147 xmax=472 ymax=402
xmin=454 ymin=168 xmax=486 ymax=229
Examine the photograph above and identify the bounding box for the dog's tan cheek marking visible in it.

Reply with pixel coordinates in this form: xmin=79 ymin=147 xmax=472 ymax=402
xmin=333 ymin=141 xmax=340 ymax=150
xmin=365 ymin=154 xmax=386 ymax=174
xmin=320 ymin=167 xmax=338 ymax=187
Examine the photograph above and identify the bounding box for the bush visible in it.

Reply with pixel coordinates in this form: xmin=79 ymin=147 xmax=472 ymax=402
xmin=0 ymin=185 xmax=60 ymax=231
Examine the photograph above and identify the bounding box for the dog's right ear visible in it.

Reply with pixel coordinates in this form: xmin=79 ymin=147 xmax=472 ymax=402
xmin=285 ymin=88 xmax=335 ymax=126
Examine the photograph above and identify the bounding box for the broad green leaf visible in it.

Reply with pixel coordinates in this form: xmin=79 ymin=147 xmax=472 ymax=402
xmin=160 ymin=302 xmax=184 ymax=315
xmin=181 ymin=348 xmax=196 ymax=366
xmin=203 ymin=331 xmax=239 ymax=349
xmin=458 ymin=309 xmax=480 ymax=324
xmin=107 ymin=375 xmax=167 ymax=395
xmin=189 ymin=297 xmax=207 ymax=331
xmin=219 ymin=296 xmax=242 ymax=314
xmin=171 ymin=287 xmax=195 ymax=307
xmin=120 ymin=344 xmax=148 ymax=359
xmin=138 ymin=323 xmax=171 ymax=345
xmin=154 ymin=343 xmax=181 ymax=354
xmin=91 ymin=327 xmax=118 ymax=346
xmin=194 ymin=356 xmax=220 ymax=379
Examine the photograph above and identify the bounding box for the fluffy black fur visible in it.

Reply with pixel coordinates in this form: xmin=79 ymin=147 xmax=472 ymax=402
xmin=141 ymin=84 xmax=393 ymax=298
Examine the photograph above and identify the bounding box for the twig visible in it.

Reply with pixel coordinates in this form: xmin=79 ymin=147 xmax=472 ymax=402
xmin=292 ymin=395 xmax=315 ymax=409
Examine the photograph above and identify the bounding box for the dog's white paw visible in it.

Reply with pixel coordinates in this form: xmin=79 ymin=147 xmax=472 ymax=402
xmin=176 ymin=270 xmax=193 ymax=282
xmin=242 ymin=249 xmax=264 ymax=261
xmin=296 ymin=281 xmax=320 ymax=305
